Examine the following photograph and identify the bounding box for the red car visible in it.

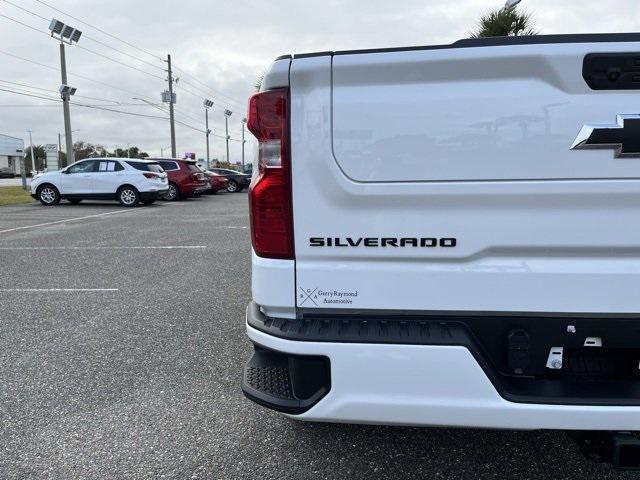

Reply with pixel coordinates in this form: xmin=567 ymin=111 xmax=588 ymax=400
xmin=154 ymin=158 xmax=208 ymax=201
xmin=207 ymin=171 xmax=229 ymax=193
xmin=196 ymin=165 xmax=229 ymax=194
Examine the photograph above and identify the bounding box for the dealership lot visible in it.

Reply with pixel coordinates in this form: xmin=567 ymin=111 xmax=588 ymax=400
xmin=0 ymin=195 xmax=634 ymax=479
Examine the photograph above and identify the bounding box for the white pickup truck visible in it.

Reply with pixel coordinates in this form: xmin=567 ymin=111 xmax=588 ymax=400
xmin=242 ymin=34 xmax=640 ymax=468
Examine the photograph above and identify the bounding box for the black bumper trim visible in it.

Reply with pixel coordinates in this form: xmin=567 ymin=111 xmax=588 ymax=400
xmin=247 ymin=302 xmax=640 ymax=407
xmin=140 ymin=190 xmax=168 ymax=201
xmin=241 ymin=343 xmax=331 ymax=415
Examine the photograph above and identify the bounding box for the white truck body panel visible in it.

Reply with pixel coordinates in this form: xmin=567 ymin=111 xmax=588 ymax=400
xmin=245 ymin=36 xmax=640 ymax=432
xmin=288 ymin=45 xmax=640 ymax=314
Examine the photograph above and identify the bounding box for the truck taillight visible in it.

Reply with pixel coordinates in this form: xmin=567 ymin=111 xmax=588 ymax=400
xmin=247 ymin=88 xmax=293 ymax=259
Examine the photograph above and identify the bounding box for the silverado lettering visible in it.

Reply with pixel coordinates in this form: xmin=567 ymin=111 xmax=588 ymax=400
xmin=309 ymin=237 xmax=457 ymax=247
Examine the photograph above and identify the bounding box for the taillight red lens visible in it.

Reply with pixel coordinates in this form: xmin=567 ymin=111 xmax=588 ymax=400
xmin=247 ymin=88 xmax=293 ymax=259
xmin=143 ymin=172 xmax=157 ymax=179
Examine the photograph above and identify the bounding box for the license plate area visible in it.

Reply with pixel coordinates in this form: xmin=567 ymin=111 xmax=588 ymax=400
xmin=555 ymin=347 xmax=640 ymax=381
xmin=462 ymin=315 xmax=640 ymax=405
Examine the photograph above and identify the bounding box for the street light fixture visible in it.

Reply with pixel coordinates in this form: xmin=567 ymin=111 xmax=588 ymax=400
xmin=204 ymin=99 xmax=214 ymax=169
xmin=48 ymin=19 xmax=64 ymax=36
xmin=48 ymin=18 xmax=82 ymax=44
xmin=58 ymin=84 xmax=77 ymax=98
xmin=224 ymin=109 xmax=232 ymax=164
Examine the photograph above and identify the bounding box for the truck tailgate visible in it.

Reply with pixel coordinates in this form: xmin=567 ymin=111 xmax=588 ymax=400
xmin=289 ymin=39 xmax=640 ymax=314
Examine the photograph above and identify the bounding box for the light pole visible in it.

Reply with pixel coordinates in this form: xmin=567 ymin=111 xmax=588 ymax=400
xmin=241 ymin=118 xmax=247 ymax=171
xmin=204 ymin=99 xmax=214 ymax=169
xmin=224 ymin=109 xmax=232 ymax=164
xmin=163 ymin=54 xmax=177 ymax=158
xmin=27 ymin=129 xmax=36 ymax=173
xmin=18 ymin=148 xmax=26 ymax=190
xmin=48 ymin=19 xmax=81 ymax=168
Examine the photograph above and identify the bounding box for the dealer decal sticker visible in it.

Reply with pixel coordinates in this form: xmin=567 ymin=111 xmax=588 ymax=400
xmin=299 ymin=287 xmax=359 ymax=306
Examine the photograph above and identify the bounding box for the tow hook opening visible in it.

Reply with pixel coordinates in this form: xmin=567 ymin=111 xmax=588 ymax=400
xmin=570 ymin=431 xmax=640 ymax=470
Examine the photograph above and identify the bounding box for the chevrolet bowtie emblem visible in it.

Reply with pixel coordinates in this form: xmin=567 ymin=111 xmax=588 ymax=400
xmin=571 ymin=114 xmax=640 ymax=158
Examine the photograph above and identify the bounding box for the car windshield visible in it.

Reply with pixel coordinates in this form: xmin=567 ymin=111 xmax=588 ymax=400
xmin=186 ymin=163 xmax=200 ymax=173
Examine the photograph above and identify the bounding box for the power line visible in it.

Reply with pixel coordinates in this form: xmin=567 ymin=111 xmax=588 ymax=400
xmin=32 ymin=0 xmax=164 ymax=62
xmin=176 ymin=78 xmax=243 ymax=112
xmin=0 ymin=49 xmax=159 ymax=104
xmin=3 ymin=0 xmax=246 ymax=116
xmin=0 ymin=86 xmax=59 ymax=102
xmin=2 ymin=0 xmax=165 ymax=72
xmin=173 ymin=64 xmax=245 ymax=107
xmin=0 ymin=79 xmax=127 ymax=105
xmin=0 ymin=13 xmax=165 ymax=81
xmin=0 ymin=86 xmax=165 ymax=110
xmin=75 ymin=44 xmax=165 ymax=80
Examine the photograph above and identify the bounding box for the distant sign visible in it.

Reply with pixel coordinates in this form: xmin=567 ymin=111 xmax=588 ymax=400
xmin=45 ymin=143 xmax=59 ymax=170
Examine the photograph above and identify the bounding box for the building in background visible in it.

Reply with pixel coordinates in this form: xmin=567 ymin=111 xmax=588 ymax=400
xmin=0 ymin=134 xmax=25 ymax=177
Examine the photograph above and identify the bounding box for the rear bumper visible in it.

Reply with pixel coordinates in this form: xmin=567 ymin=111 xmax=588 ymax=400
xmin=140 ymin=189 xmax=168 ymax=201
xmin=182 ymin=182 xmax=209 ymax=196
xmin=244 ymin=303 xmax=640 ymax=430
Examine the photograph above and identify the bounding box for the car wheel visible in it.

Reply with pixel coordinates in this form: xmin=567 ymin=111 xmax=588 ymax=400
xmin=117 ymin=186 xmax=140 ymax=207
xmin=37 ymin=184 xmax=60 ymax=206
xmin=163 ymin=183 xmax=180 ymax=201
xmin=68 ymin=199 xmax=82 ymax=205
xmin=227 ymin=180 xmax=238 ymax=193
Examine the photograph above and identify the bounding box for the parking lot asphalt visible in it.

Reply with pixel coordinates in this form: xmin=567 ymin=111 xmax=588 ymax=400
xmin=0 ymin=194 xmax=635 ymax=479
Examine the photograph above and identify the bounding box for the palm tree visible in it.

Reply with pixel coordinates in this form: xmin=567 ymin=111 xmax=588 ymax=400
xmin=254 ymin=72 xmax=265 ymax=92
xmin=470 ymin=5 xmax=538 ymax=38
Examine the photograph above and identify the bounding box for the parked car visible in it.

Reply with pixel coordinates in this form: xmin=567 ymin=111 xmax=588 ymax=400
xmin=154 ymin=158 xmax=209 ymax=201
xmin=30 ymin=158 xmax=168 ymax=207
xmin=208 ymin=168 xmax=250 ymax=193
xmin=196 ymin=165 xmax=229 ymax=194
xmin=0 ymin=167 xmax=15 ymax=178
xmin=209 ymin=172 xmax=229 ymax=193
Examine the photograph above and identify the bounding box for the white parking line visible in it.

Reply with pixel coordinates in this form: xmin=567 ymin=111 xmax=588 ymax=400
xmin=0 ymin=288 xmax=119 ymax=292
xmin=0 ymin=209 xmax=139 ymax=234
xmin=0 ymin=246 xmax=207 ymax=250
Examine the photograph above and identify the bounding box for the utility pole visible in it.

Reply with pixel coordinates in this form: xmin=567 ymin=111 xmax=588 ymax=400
xmin=241 ymin=118 xmax=247 ymax=171
xmin=224 ymin=109 xmax=232 ymax=165
xmin=59 ymin=42 xmax=74 ymax=167
xmin=27 ymin=129 xmax=36 ymax=173
xmin=205 ymin=108 xmax=210 ymax=169
xmin=19 ymin=149 xmax=27 ymax=190
xmin=166 ymin=54 xmax=177 ymax=158
xmin=204 ymin=99 xmax=213 ymax=169
xmin=49 ymin=19 xmax=81 ymax=168
xmin=58 ymin=132 xmax=62 ymax=167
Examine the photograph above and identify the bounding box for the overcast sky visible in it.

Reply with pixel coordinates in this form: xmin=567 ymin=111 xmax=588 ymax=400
xmin=0 ymin=0 xmax=639 ymax=164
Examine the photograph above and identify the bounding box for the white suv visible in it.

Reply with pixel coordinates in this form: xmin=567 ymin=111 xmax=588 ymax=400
xmin=31 ymin=158 xmax=168 ymax=207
